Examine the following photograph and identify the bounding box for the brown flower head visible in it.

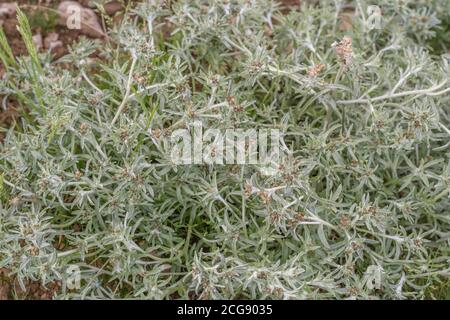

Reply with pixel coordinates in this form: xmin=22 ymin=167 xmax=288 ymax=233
xmin=332 ymin=36 xmax=353 ymax=66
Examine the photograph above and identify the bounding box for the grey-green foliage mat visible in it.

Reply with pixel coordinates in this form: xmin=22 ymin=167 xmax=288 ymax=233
xmin=0 ymin=0 xmax=449 ymax=299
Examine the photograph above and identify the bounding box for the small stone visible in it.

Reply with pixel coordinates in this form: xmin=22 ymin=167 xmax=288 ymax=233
xmin=49 ymin=40 xmax=63 ymax=51
xmin=44 ymin=32 xmax=64 ymax=52
xmin=57 ymin=1 xmax=104 ymax=38
xmin=0 ymin=2 xmax=18 ymax=19
xmin=104 ymin=1 xmax=123 ymax=16
xmin=44 ymin=32 xmax=59 ymax=49
xmin=32 ymin=33 xmax=43 ymax=51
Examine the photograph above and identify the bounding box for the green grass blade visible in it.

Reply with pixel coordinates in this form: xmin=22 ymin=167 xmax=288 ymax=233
xmin=16 ymin=8 xmax=43 ymax=74
xmin=0 ymin=26 xmax=16 ymax=68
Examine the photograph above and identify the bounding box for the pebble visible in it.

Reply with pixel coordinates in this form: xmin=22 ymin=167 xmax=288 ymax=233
xmin=57 ymin=1 xmax=104 ymax=38
xmin=0 ymin=2 xmax=17 ymax=20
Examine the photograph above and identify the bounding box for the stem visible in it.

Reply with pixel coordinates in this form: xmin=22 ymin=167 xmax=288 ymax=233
xmin=81 ymin=69 xmax=102 ymax=92
xmin=110 ymin=57 xmax=138 ymax=126
xmin=336 ymin=80 xmax=449 ymax=105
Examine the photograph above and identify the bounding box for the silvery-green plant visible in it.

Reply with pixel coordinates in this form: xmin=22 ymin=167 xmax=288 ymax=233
xmin=0 ymin=0 xmax=449 ymax=299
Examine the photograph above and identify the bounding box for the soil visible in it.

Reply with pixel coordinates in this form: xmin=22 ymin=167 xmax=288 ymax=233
xmin=0 ymin=268 xmax=62 ymax=300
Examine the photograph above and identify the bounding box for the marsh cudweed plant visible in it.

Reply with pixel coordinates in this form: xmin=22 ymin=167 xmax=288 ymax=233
xmin=0 ymin=0 xmax=449 ymax=299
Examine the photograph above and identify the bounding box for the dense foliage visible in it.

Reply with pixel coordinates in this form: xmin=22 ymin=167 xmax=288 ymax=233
xmin=0 ymin=0 xmax=449 ymax=299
